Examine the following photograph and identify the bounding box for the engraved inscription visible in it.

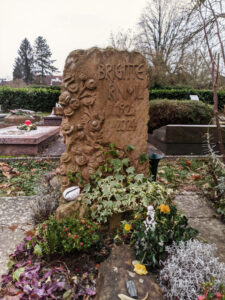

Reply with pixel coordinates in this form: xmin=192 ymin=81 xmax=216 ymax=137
xmin=97 ymin=64 xmax=144 ymax=81
xmin=113 ymin=102 xmax=135 ymax=117
xmin=113 ymin=119 xmax=137 ymax=131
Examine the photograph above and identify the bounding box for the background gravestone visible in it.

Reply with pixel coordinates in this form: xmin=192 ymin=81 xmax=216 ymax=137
xmin=59 ymin=47 xmax=149 ymax=195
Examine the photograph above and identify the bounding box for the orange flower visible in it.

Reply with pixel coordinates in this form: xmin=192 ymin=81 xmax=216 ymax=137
xmin=158 ymin=204 xmax=170 ymax=214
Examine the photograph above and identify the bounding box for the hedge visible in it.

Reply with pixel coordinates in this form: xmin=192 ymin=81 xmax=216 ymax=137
xmin=149 ymin=99 xmax=214 ymax=132
xmin=0 ymin=87 xmax=60 ymax=112
xmin=150 ymin=89 xmax=225 ymax=110
xmin=0 ymin=86 xmax=224 ymax=112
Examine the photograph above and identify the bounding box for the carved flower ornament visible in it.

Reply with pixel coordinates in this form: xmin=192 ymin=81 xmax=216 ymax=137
xmin=85 ymin=79 xmax=96 ymax=90
xmin=67 ymin=82 xmax=79 ymax=93
xmin=79 ymin=73 xmax=88 ymax=81
xmin=82 ymin=166 xmax=95 ymax=180
xmin=75 ymin=154 xmax=89 ymax=166
xmin=61 ymin=176 xmax=70 ymax=187
xmin=70 ymin=97 xmax=80 ymax=110
xmin=60 ymin=164 xmax=67 ymax=175
xmin=87 ymin=114 xmax=104 ymax=132
xmin=61 ymin=122 xmax=74 ymax=136
xmin=64 ymin=106 xmax=74 ymax=117
xmin=61 ymin=152 xmax=71 ymax=163
xmin=59 ymin=91 xmax=71 ymax=106
xmin=81 ymin=96 xmax=96 ymax=107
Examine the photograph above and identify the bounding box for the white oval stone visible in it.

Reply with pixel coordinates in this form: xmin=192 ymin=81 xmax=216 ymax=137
xmin=63 ymin=186 xmax=80 ymax=201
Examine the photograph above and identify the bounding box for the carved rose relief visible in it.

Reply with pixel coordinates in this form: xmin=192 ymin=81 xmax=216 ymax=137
xmin=75 ymin=154 xmax=88 ymax=166
xmin=82 ymin=166 xmax=95 ymax=180
xmin=59 ymin=91 xmax=71 ymax=106
xmin=61 ymin=176 xmax=70 ymax=187
xmin=61 ymin=121 xmax=74 ymax=136
xmin=60 ymin=69 xmax=106 ymax=192
xmin=71 ymin=144 xmax=94 ymax=155
xmin=61 ymin=152 xmax=71 ymax=163
xmin=60 ymin=164 xmax=67 ymax=175
xmin=87 ymin=114 xmax=104 ymax=132
xmin=81 ymin=96 xmax=96 ymax=107
xmin=67 ymin=164 xmax=79 ymax=173
xmin=70 ymin=98 xmax=80 ymax=110
xmin=79 ymin=73 xmax=88 ymax=81
xmin=68 ymin=82 xmax=79 ymax=93
xmin=72 ymin=123 xmax=86 ymax=141
xmin=64 ymin=106 xmax=74 ymax=117
xmin=85 ymin=79 xmax=96 ymax=90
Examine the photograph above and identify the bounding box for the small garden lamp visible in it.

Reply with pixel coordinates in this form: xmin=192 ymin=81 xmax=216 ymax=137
xmin=148 ymin=153 xmax=163 ymax=181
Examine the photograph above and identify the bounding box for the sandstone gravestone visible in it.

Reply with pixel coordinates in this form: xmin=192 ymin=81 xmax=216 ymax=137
xmin=59 ymin=47 xmax=149 ymax=196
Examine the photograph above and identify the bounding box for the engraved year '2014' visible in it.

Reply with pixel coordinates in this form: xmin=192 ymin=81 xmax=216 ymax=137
xmin=113 ymin=118 xmax=137 ymax=131
xmin=97 ymin=64 xmax=144 ymax=81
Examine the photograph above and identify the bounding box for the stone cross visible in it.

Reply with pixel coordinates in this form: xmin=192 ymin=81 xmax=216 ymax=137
xmin=59 ymin=47 xmax=149 ymax=195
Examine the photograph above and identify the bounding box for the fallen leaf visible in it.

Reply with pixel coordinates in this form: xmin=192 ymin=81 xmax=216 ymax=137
xmin=8 ymin=225 xmax=18 ymax=232
xmin=191 ymin=174 xmax=202 ymax=180
xmin=17 ymin=191 xmax=25 ymax=195
xmin=24 ymin=229 xmax=35 ymax=237
xmin=118 ymin=293 xmax=149 ymax=300
xmin=0 ymin=183 xmax=11 ymax=189
xmin=186 ymin=160 xmax=191 ymax=166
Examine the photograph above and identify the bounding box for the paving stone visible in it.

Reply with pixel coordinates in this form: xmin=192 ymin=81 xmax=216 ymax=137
xmin=0 ymin=196 xmax=35 ymax=278
xmin=174 ymin=191 xmax=225 ymax=263
xmin=96 ymin=244 xmax=164 ymax=300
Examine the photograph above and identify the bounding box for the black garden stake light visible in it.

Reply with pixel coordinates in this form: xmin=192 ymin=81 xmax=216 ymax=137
xmin=148 ymin=153 xmax=163 ymax=181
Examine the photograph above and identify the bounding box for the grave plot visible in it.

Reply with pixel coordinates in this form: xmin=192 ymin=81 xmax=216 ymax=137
xmin=0 ymin=126 xmax=60 ymax=155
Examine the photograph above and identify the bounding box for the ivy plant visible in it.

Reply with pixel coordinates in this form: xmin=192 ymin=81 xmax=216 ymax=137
xmin=83 ymin=163 xmax=172 ymax=223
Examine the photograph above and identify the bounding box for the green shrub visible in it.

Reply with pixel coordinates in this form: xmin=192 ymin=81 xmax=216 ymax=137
xmin=149 ymin=99 xmax=214 ymax=132
xmin=0 ymin=87 xmax=60 ymax=112
xmin=37 ymin=215 xmax=100 ymax=255
xmin=150 ymin=88 xmax=225 ymax=110
xmin=29 ymin=85 xmax=61 ymax=90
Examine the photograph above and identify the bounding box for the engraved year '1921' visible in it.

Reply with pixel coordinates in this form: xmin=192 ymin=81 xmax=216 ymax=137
xmin=97 ymin=64 xmax=144 ymax=81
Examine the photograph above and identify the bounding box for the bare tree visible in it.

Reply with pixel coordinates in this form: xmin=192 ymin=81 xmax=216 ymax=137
xmin=136 ymin=0 xmax=193 ymax=86
xmin=193 ymin=0 xmax=225 ymax=162
xmin=109 ymin=29 xmax=137 ymax=51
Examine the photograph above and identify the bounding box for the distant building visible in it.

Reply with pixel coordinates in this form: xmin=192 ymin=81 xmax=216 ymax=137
xmin=0 ymin=75 xmax=63 ymax=87
xmin=40 ymin=75 xmax=62 ymax=86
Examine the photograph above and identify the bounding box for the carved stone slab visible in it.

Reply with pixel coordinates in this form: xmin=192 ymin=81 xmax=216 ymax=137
xmin=60 ymin=47 xmax=149 ymax=195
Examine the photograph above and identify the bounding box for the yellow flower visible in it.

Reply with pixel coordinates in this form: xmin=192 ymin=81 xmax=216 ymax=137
xmin=134 ymin=214 xmax=138 ymax=219
xmin=133 ymin=263 xmax=148 ymax=275
xmin=158 ymin=204 xmax=170 ymax=214
xmin=124 ymin=223 xmax=131 ymax=231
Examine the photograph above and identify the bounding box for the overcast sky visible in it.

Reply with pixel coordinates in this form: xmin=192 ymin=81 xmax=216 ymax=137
xmin=0 ymin=0 xmax=147 ymax=79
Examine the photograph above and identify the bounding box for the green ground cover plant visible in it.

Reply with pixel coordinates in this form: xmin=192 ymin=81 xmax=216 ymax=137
xmin=0 ymin=153 xmax=223 ymax=299
xmin=0 ymin=160 xmax=58 ymax=196
xmin=37 ymin=215 xmax=100 ymax=255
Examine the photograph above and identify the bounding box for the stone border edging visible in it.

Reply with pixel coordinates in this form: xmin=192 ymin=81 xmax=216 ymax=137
xmin=0 ymin=154 xmax=223 ymax=163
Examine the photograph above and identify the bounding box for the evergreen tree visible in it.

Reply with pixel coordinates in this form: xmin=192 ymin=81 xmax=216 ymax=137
xmin=13 ymin=38 xmax=34 ymax=83
xmin=13 ymin=57 xmax=23 ymax=80
xmin=33 ymin=36 xmax=58 ymax=83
